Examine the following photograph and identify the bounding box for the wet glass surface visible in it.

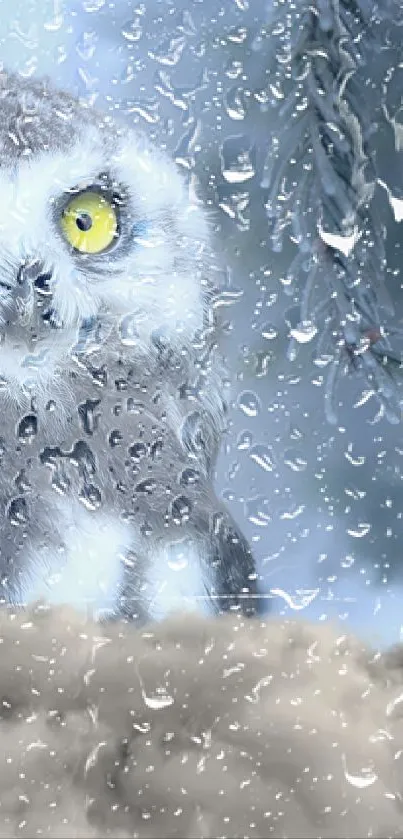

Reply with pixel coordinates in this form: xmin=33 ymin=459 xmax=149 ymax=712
xmin=1 ymin=4 xmax=403 ymax=838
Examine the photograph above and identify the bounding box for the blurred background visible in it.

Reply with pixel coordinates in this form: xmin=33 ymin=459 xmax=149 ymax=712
xmin=2 ymin=0 xmax=403 ymax=646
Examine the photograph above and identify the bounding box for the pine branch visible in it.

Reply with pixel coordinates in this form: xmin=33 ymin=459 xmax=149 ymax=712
xmin=259 ymin=0 xmax=403 ymax=423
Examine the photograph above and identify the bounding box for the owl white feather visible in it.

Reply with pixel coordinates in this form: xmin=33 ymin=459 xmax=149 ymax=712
xmin=0 ymin=72 xmax=262 ymax=622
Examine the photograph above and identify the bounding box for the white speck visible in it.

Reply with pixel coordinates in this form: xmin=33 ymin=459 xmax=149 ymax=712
xmin=377 ymin=179 xmax=403 ymax=222
xmin=141 ymin=689 xmax=174 ymax=710
xmin=386 ymin=692 xmax=403 ymax=718
xmin=289 ymin=321 xmax=318 ymax=344
xmin=342 ymin=754 xmax=377 ymax=788
xmin=347 ymin=522 xmax=371 ymax=538
xmin=271 ymin=588 xmax=320 ymax=610
xmin=318 ymin=221 xmax=360 ymax=256
xmin=137 ymin=661 xmax=174 ymax=710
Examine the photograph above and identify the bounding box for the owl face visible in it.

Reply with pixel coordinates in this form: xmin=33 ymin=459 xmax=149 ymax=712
xmin=0 ymin=76 xmax=210 ymax=406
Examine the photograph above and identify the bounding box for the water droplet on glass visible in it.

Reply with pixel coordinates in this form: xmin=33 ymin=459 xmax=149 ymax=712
xmin=180 ymin=468 xmax=200 ymax=487
xmin=121 ymin=17 xmax=142 ymax=42
xmin=225 ymin=59 xmax=243 ymax=80
xmin=109 ymin=429 xmax=123 ymax=448
xmin=78 ymin=399 xmax=101 ymax=436
xmin=83 ymin=0 xmax=105 ymax=11
xmin=53 ymin=469 xmax=71 ymax=496
xmin=90 ymin=364 xmax=107 ymax=388
xmin=7 ymin=496 xmax=28 ymax=526
xmin=70 ymin=441 xmax=96 ymax=475
xmin=141 ymin=687 xmax=174 ymax=710
xmin=224 ymin=86 xmax=247 ymax=121
xmin=135 ymin=480 xmax=156 ymax=495
xmin=289 ymin=321 xmax=318 ymax=344
xmin=127 ymin=399 xmax=145 ymax=415
xmin=150 ymin=439 xmax=163 ymax=460
xmin=76 ymin=30 xmax=98 ymax=61
xmin=129 ymin=442 xmax=148 ymax=461
xmin=211 ymin=512 xmax=225 ymax=537
xmin=289 ymin=426 xmax=304 ymax=441
xmin=238 ymin=390 xmax=260 ymax=418
xmin=40 ymin=446 xmax=60 ymax=470
xmin=170 ymin=495 xmax=192 ymax=525
xmin=149 ymin=35 xmax=186 ymax=67
xmin=79 ymin=484 xmax=102 ymax=511
xmin=345 ymin=449 xmax=366 ymax=467
xmin=220 ymin=135 xmax=255 ymax=184
xmin=15 ymin=470 xmax=31 ymax=493
xmin=255 ymin=350 xmax=273 ymax=378
xmin=342 ymin=754 xmax=377 ymax=789
xmin=249 ymin=444 xmax=275 ymax=472
xmin=174 ymin=119 xmax=200 ymax=170
xmin=280 ymin=504 xmax=305 ymax=521
xmin=175 ymin=8 xmax=196 ymax=36
xmin=209 ymin=287 xmax=244 ymax=309
xmin=314 ymin=353 xmax=333 ymax=369
xmin=167 ymin=553 xmax=188 ymax=572
xmin=125 ymin=96 xmax=160 ymax=124
xmin=271 ymin=588 xmax=319 ymax=610
xmin=218 ymin=190 xmax=250 ymax=229
xmin=17 ymin=413 xmax=37 ymax=443
xmin=283 ymin=449 xmax=308 ymax=472
xmin=244 ymin=496 xmax=271 ymax=527
xmin=261 ymin=323 xmax=278 ymax=340
xmin=119 ymin=312 xmax=143 ymax=346
xmin=181 ymin=411 xmax=204 ymax=454
xmin=227 ymin=26 xmax=248 ymax=44
xmin=237 ymin=431 xmax=252 ymax=451
xmin=347 ymin=522 xmax=371 ymax=538
xmin=44 ymin=11 xmax=64 ymax=31
xmin=154 ymin=67 xmax=206 ymax=111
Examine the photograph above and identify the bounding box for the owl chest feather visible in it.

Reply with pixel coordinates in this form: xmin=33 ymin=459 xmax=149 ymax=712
xmin=0 ymin=351 xmax=223 ymax=619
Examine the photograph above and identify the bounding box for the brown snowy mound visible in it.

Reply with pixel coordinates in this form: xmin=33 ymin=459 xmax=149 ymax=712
xmin=1 ymin=606 xmax=403 ymax=838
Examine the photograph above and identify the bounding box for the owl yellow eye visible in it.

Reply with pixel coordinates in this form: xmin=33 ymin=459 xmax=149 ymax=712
xmin=60 ymin=191 xmax=118 ymax=254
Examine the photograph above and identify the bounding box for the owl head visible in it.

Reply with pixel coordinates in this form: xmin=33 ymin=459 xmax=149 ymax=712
xmin=0 ymin=73 xmax=214 ymax=414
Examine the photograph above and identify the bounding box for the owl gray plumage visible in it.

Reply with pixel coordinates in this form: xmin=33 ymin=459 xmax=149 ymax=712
xmin=0 ymin=72 xmax=262 ymax=623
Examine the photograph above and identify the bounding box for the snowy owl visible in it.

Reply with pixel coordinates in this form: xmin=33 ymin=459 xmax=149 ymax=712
xmin=0 ymin=72 xmax=262 ymax=623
